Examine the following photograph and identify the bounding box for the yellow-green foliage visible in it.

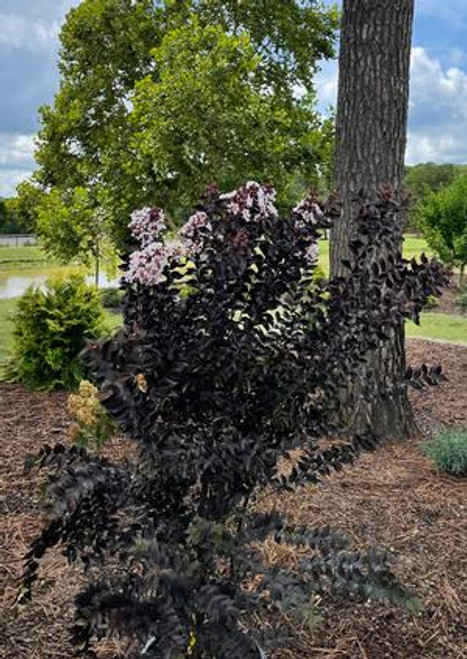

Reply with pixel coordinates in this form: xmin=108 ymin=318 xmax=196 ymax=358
xmin=67 ymin=379 xmax=115 ymax=449
xmin=313 ymin=264 xmax=326 ymax=282
xmin=8 ymin=275 xmax=104 ymax=390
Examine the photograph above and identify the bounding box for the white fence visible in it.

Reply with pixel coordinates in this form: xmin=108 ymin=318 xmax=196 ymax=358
xmin=0 ymin=234 xmax=37 ymax=247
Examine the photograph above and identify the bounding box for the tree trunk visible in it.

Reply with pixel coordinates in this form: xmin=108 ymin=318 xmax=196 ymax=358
xmin=331 ymin=0 xmax=416 ymax=439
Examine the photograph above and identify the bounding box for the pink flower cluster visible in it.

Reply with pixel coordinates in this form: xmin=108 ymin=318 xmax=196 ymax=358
xmin=125 ymin=182 xmax=314 ymax=286
xmin=220 ymin=181 xmax=277 ymax=221
xmin=165 ymin=239 xmax=187 ymax=262
xmin=293 ymin=195 xmax=326 ymax=267
xmin=304 ymin=242 xmax=319 ymax=265
xmin=177 ymin=211 xmax=212 ymax=253
xmin=126 ymin=206 xmax=170 ymax=285
xmin=125 ymin=242 xmax=168 ymax=286
xmin=293 ymin=197 xmax=324 ymax=225
xmin=129 ymin=207 xmax=166 ymax=247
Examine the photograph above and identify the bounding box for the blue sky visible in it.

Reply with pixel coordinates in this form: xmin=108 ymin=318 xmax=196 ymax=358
xmin=1 ymin=1 xmax=467 ymax=197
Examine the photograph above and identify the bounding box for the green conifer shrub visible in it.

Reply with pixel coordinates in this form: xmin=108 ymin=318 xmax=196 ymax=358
xmin=8 ymin=275 xmax=104 ymax=390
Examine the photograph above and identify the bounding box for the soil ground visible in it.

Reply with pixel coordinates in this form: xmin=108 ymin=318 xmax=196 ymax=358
xmin=0 ymin=339 xmax=466 ymax=659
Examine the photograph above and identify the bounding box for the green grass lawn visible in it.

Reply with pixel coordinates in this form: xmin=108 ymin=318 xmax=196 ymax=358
xmin=0 ymin=245 xmax=53 ymax=268
xmin=406 ymin=313 xmax=467 ymax=343
xmin=403 ymin=236 xmax=433 ymax=261
xmin=0 ymin=298 xmax=16 ymax=367
xmin=103 ymin=310 xmax=122 ymax=334
xmin=318 ymin=236 xmax=431 ymax=274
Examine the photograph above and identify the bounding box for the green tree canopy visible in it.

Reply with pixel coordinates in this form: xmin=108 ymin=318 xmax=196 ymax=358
xmin=404 ymin=162 xmax=459 ymax=201
xmin=11 ymin=181 xmax=46 ymax=233
xmin=415 ymin=174 xmax=467 ymax=282
xmin=129 ymin=17 xmax=332 ymax=217
xmin=36 ymin=187 xmax=116 ymax=283
xmin=26 ymin=0 xmax=337 ymax=249
xmin=0 ymin=197 xmax=31 ymax=234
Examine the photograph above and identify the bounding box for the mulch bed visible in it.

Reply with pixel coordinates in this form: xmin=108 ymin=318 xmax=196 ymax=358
xmin=429 ymin=278 xmax=466 ymax=317
xmin=0 ymin=339 xmax=466 ymax=659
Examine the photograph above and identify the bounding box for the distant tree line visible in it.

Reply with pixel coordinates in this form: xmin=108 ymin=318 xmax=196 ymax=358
xmin=409 ymin=166 xmax=467 ymax=282
xmin=0 ymin=197 xmax=30 ymax=235
xmin=405 ymin=162 xmax=467 ymax=213
xmin=404 ymin=162 xmax=467 ymax=205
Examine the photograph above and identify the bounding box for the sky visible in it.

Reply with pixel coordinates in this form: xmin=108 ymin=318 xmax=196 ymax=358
xmin=1 ymin=1 xmax=467 ymax=198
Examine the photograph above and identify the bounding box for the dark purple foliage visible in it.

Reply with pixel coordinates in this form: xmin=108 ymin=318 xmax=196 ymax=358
xmin=20 ymin=184 xmax=448 ymax=658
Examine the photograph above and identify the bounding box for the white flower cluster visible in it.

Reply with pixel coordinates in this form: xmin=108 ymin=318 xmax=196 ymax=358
xmin=178 ymin=211 xmax=212 ymax=253
xmin=126 ymin=206 xmax=170 ymax=285
xmin=304 ymin=242 xmax=319 ymax=265
xmin=126 ymin=242 xmax=169 ymax=286
xmin=126 ymin=206 xmax=212 ymax=286
xmin=293 ymin=197 xmax=324 ymax=225
xmin=220 ymin=181 xmax=278 ymax=221
xmin=129 ymin=207 xmax=166 ymax=247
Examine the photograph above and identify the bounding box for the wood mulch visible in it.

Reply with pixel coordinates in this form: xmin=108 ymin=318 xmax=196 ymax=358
xmin=428 ymin=280 xmax=466 ymax=317
xmin=0 ymin=339 xmax=466 ymax=659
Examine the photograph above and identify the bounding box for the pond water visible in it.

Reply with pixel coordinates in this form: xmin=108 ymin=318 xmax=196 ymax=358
xmin=0 ymin=266 xmax=120 ymax=299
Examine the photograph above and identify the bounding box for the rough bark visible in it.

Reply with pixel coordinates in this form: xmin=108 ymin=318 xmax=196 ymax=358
xmin=331 ymin=0 xmax=416 ymax=439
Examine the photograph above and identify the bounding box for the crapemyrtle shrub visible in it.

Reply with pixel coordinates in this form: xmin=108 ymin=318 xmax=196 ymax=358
xmin=20 ymin=183 xmax=448 ymax=657
xmin=7 ymin=275 xmax=104 ymax=390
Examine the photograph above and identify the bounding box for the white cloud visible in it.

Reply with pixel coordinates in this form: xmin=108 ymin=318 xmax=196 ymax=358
xmin=0 ymin=133 xmax=35 ymax=167
xmin=314 ymin=46 xmax=467 ymax=165
xmin=0 ymin=168 xmax=33 ymax=198
xmin=0 ymin=133 xmax=35 ymax=197
xmin=0 ymin=13 xmax=59 ymax=51
xmin=409 ymin=47 xmax=467 ymax=110
xmin=406 ymin=47 xmax=467 ymax=163
xmin=405 ymin=134 xmax=462 ymax=163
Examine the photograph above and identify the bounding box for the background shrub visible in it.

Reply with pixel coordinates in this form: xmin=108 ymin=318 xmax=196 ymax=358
xmin=8 ymin=275 xmax=104 ymax=390
xmin=99 ymin=286 xmax=124 ymax=310
xmin=414 ymin=174 xmax=467 ymax=282
xmin=423 ymin=294 xmax=438 ymax=310
xmin=423 ymin=427 xmax=467 ymax=475
xmin=457 ymin=289 xmax=467 ymax=311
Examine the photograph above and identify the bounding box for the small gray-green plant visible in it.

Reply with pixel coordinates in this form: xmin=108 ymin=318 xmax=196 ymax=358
xmin=422 ymin=427 xmax=467 ymax=476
